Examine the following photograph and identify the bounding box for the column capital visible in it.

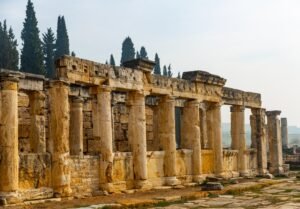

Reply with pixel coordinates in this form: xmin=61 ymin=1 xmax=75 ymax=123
xmin=251 ymin=108 xmax=266 ymax=116
xmin=266 ymin=110 xmax=281 ymax=117
xmin=72 ymin=96 xmax=84 ymax=104
xmin=230 ymin=105 xmax=245 ymax=113
xmin=49 ymin=79 xmax=69 ymax=88
xmin=185 ymin=99 xmax=201 ymax=108
xmin=207 ymin=102 xmax=223 ymax=110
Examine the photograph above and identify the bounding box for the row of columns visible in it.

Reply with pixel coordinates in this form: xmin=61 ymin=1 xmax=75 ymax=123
xmin=0 ymin=77 xmax=285 ymax=196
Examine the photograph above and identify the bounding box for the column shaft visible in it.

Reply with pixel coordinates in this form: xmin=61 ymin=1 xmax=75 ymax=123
xmin=30 ymin=91 xmax=46 ymax=153
xmin=49 ymin=81 xmax=71 ymax=196
xmin=0 ymin=78 xmax=19 ymax=192
xmin=158 ymin=96 xmax=178 ymax=185
xmin=200 ymin=103 xmax=208 ymax=149
xmin=207 ymin=103 xmax=223 ymax=176
xmin=231 ymin=105 xmax=248 ymax=176
xmin=128 ymin=91 xmax=148 ymax=188
xmin=97 ymin=89 xmax=114 ymax=190
xmin=182 ymin=100 xmax=202 ymax=182
xmin=281 ymin=118 xmax=288 ymax=149
xmin=70 ymin=97 xmax=84 ymax=156
xmin=251 ymin=108 xmax=268 ymax=175
xmin=266 ymin=111 xmax=284 ymax=175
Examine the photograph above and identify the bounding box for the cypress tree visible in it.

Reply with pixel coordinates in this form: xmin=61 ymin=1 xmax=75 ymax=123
xmin=21 ymin=0 xmax=44 ymax=75
xmin=153 ymin=53 xmax=161 ymax=75
xmin=109 ymin=54 xmax=115 ymax=66
xmin=177 ymin=72 xmax=181 ymax=79
xmin=136 ymin=51 xmax=140 ymax=59
xmin=120 ymin=36 xmax=135 ymax=65
xmin=163 ymin=65 xmax=167 ymax=76
xmin=42 ymin=28 xmax=55 ymax=78
xmin=168 ymin=64 xmax=173 ymax=77
xmin=8 ymin=27 xmax=19 ymax=70
xmin=71 ymin=51 xmax=76 ymax=57
xmin=140 ymin=46 xmax=148 ymax=59
xmin=55 ymin=15 xmax=70 ymax=60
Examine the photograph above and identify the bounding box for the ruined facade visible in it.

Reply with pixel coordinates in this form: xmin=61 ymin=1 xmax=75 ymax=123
xmin=0 ymin=56 xmax=286 ymax=204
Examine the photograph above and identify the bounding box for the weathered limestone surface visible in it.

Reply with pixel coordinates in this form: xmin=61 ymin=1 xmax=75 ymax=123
xmin=0 ymin=76 xmax=19 ymax=192
xmin=70 ymin=97 xmax=84 ymax=156
xmin=199 ymin=103 xmax=208 ymax=149
xmin=182 ymin=100 xmax=202 ymax=182
xmin=127 ymin=91 xmax=149 ymax=189
xmin=281 ymin=118 xmax=288 ymax=149
xmin=251 ymin=108 xmax=268 ymax=175
xmin=266 ymin=111 xmax=284 ymax=175
xmin=96 ymin=88 xmax=114 ymax=191
xmin=158 ymin=96 xmax=178 ymax=185
xmin=29 ymin=91 xmax=46 ymax=153
xmin=49 ymin=80 xmax=72 ymax=196
xmin=231 ymin=105 xmax=248 ymax=176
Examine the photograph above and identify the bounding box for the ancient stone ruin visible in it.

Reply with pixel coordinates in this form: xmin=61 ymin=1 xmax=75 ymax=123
xmin=0 ymin=56 xmax=287 ymax=204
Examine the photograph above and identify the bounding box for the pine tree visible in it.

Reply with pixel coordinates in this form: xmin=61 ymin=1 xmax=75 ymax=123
xmin=55 ymin=15 xmax=70 ymax=60
xmin=136 ymin=51 xmax=140 ymax=59
xmin=42 ymin=28 xmax=55 ymax=78
xmin=140 ymin=46 xmax=148 ymax=59
xmin=163 ymin=65 xmax=167 ymax=76
xmin=120 ymin=36 xmax=135 ymax=65
xmin=153 ymin=53 xmax=161 ymax=75
xmin=20 ymin=0 xmax=44 ymax=75
xmin=167 ymin=64 xmax=173 ymax=77
xmin=109 ymin=54 xmax=115 ymax=66
xmin=177 ymin=72 xmax=181 ymax=79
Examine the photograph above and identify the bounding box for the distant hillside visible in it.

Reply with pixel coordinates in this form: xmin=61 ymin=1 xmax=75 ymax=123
xmin=221 ymin=123 xmax=300 ymax=147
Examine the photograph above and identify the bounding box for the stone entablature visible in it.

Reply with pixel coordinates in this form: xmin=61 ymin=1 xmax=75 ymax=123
xmin=0 ymin=55 xmax=286 ymax=205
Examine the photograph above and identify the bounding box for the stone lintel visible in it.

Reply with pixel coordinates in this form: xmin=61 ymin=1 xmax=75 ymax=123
xmin=122 ymin=58 xmax=155 ymax=73
xmin=182 ymin=70 xmax=226 ymax=86
xmin=266 ymin=110 xmax=281 ymax=117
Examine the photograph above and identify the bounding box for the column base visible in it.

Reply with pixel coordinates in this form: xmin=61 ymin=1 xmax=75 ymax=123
xmin=239 ymin=170 xmax=250 ymax=177
xmin=270 ymin=166 xmax=284 ymax=176
xmin=164 ymin=176 xmax=180 ymax=186
xmin=257 ymin=168 xmax=269 ymax=176
xmin=192 ymin=175 xmax=205 ymax=184
xmin=100 ymin=183 xmax=115 ymax=193
xmin=134 ymin=180 xmax=152 ymax=190
xmin=0 ymin=192 xmax=21 ymax=205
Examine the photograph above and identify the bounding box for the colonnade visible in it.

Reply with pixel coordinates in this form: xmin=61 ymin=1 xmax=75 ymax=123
xmin=0 ymin=77 xmax=286 ymax=197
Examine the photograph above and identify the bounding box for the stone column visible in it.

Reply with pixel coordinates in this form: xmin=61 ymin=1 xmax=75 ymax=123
xmin=70 ymin=97 xmax=84 ymax=156
xmin=29 ymin=91 xmax=46 ymax=153
xmin=0 ymin=76 xmax=19 ymax=192
xmin=182 ymin=100 xmax=202 ymax=182
xmin=251 ymin=108 xmax=268 ymax=175
xmin=49 ymin=80 xmax=71 ymax=197
xmin=281 ymin=118 xmax=288 ymax=149
xmin=207 ymin=103 xmax=224 ymax=177
xmin=97 ymin=88 xmax=114 ymax=192
xmin=200 ymin=103 xmax=208 ymax=149
xmin=158 ymin=95 xmax=179 ymax=185
xmin=127 ymin=91 xmax=149 ymax=189
xmin=266 ymin=111 xmax=284 ymax=175
xmin=231 ymin=105 xmax=248 ymax=176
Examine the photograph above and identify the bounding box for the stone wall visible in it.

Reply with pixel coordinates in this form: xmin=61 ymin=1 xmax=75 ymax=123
xmin=69 ymin=156 xmax=100 ymax=196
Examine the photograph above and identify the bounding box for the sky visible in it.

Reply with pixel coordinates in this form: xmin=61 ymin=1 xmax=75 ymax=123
xmin=1 ymin=0 xmax=300 ymax=126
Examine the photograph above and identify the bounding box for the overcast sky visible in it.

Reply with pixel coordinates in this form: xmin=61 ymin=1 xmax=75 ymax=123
xmin=1 ymin=0 xmax=300 ymax=126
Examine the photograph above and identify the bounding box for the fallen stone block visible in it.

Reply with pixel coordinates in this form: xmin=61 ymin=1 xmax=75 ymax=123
xmin=201 ymin=182 xmax=224 ymax=191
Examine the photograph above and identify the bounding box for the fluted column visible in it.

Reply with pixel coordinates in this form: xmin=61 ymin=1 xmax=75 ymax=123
xmin=0 ymin=76 xmax=19 ymax=192
xmin=182 ymin=100 xmax=202 ymax=182
xmin=231 ymin=105 xmax=248 ymax=176
xmin=97 ymin=88 xmax=114 ymax=191
xmin=251 ymin=108 xmax=268 ymax=175
xmin=207 ymin=103 xmax=223 ymax=176
xmin=266 ymin=110 xmax=284 ymax=175
xmin=70 ymin=97 xmax=84 ymax=156
xmin=158 ymin=95 xmax=179 ymax=185
xmin=128 ymin=91 xmax=149 ymax=189
xmin=49 ymin=80 xmax=71 ymax=197
xmin=200 ymin=103 xmax=208 ymax=149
